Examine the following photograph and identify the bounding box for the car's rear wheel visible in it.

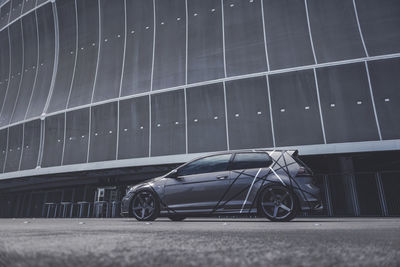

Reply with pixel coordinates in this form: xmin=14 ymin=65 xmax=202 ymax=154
xmin=258 ymin=185 xmax=297 ymax=222
xmin=131 ymin=190 xmax=159 ymax=221
xmin=167 ymin=215 xmax=186 ymax=221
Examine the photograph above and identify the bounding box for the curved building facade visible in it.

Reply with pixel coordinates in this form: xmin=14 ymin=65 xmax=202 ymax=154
xmin=0 ymin=0 xmax=400 ymax=217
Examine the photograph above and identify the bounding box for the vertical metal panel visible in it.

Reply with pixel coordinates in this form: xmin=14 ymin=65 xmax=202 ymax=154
xmin=152 ymin=0 xmax=186 ymax=91
xmin=88 ymin=102 xmax=117 ymax=162
xmin=41 ymin=113 xmax=64 ymax=167
xmin=22 ymin=0 xmax=35 ymax=14
xmin=63 ymin=107 xmax=89 ymax=165
xmin=120 ymin=0 xmax=153 ymax=96
xmin=316 ymin=63 xmax=380 ymax=143
xmin=269 ymin=69 xmax=324 ymax=146
xmin=92 ymin=0 xmax=124 ymax=102
xmin=263 ymin=0 xmax=314 ymax=70
xmin=47 ymin=0 xmax=77 ymax=113
xmin=118 ymin=96 xmax=149 ymax=159
xmin=223 ymin=0 xmax=267 ymax=76
xmin=4 ymin=124 xmax=23 ymax=172
xmin=355 ymin=0 xmax=400 ymax=56
xmin=354 ymin=173 xmax=382 ymax=216
xmin=9 ymin=0 xmax=22 ymax=22
xmin=186 ymin=83 xmax=227 ymax=153
xmin=0 ymin=2 xmax=11 ymax=28
xmin=11 ymin=12 xmax=38 ymax=123
xmin=0 ymin=22 xmax=22 ymax=127
xmin=0 ymin=129 xmax=6 ymax=173
xmin=367 ymin=58 xmax=400 ymax=140
xmin=187 ymin=0 xmax=224 ymax=84
xmin=67 ymin=0 xmax=98 ymax=108
xmin=20 ymin=119 xmax=40 ymax=170
xmin=151 ymin=90 xmax=185 ymax=156
xmin=25 ymin=3 xmax=55 ymax=118
xmin=0 ymin=30 xmax=10 ymax=114
xmin=225 ymin=76 xmax=273 ymax=150
xmin=306 ymin=0 xmax=365 ymax=63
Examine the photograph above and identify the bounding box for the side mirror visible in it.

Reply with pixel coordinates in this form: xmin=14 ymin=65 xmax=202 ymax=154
xmin=168 ymin=169 xmax=179 ymax=178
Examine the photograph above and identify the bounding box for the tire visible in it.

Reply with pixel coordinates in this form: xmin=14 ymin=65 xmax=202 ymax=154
xmin=258 ymin=185 xmax=297 ymax=222
xmin=130 ymin=190 xmax=160 ymax=221
xmin=167 ymin=215 xmax=186 ymax=221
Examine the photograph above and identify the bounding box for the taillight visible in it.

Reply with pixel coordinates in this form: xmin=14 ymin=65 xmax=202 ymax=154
xmin=297 ymin=166 xmax=313 ymax=177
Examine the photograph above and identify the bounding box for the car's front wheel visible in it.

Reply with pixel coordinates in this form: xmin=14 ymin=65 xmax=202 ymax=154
xmin=258 ymin=185 xmax=297 ymax=222
xmin=131 ymin=190 xmax=160 ymax=221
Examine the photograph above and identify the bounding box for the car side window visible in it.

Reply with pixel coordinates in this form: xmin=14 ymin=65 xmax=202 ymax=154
xmin=178 ymin=154 xmax=232 ymax=176
xmin=230 ymin=153 xmax=272 ymax=170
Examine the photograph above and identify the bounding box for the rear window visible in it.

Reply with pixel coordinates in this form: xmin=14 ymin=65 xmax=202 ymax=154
xmin=230 ymin=153 xmax=272 ymax=170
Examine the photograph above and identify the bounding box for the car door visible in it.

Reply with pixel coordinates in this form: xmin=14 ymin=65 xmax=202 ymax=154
xmin=216 ymin=153 xmax=273 ymax=213
xmin=163 ymin=154 xmax=233 ymax=213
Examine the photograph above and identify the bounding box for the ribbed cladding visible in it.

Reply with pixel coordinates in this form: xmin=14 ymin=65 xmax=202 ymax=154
xmin=66 ymin=0 xmax=98 ymax=108
xmin=91 ymin=0 xmax=124 ymax=103
xmin=47 ymin=0 xmax=77 ymax=113
xmin=0 ymin=22 xmax=23 ymax=127
xmin=11 ymin=12 xmax=38 ymax=123
xmin=25 ymin=3 xmax=55 ymax=119
xmin=0 ymin=30 xmax=10 ymax=116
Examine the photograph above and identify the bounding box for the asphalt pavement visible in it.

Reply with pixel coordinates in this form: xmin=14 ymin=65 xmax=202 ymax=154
xmin=0 ymin=217 xmax=399 ymax=267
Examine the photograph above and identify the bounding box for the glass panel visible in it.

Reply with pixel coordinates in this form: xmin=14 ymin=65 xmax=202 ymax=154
xmin=25 ymin=3 xmax=55 ymax=119
xmin=42 ymin=113 xmax=65 ymax=168
xmin=368 ymin=58 xmax=400 ymax=140
xmin=151 ymin=90 xmax=185 ymax=156
xmin=118 ymin=96 xmax=149 ymax=159
xmin=152 ymin=0 xmax=186 ymax=90
xmin=380 ymin=172 xmax=400 ymax=216
xmin=68 ymin=0 xmax=98 ymax=108
xmin=316 ymin=63 xmax=379 ymax=143
xmin=354 ymin=173 xmax=382 ymax=216
xmin=20 ymin=119 xmax=41 ymax=170
xmin=92 ymin=0 xmax=124 ymax=102
xmin=187 ymin=0 xmax=224 ymax=84
xmin=0 ymin=22 xmax=22 ymax=127
xmin=307 ymin=0 xmax=365 ymax=63
xmin=121 ymin=0 xmax=153 ymax=96
xmin=4 ymin=124 xmax=23 ymax=172
xmin=47 ymin=0 xmax=77 ymax=113
xmin=0 ymin=30 xmax=10 ymax=114
xmin=263 ymin=0 xmax=314 ymax=70
xmin=0 ymin=129 xmax=6 ymax=173
xmin=11 ymin=12 xmax=38 ymax=123
xmin=327 ymin=174 xmax=355 ymax=216
xmin=89 ymin=102 xmax=117 ymax=162
xmin=356 ymin=0 xmax=400 ymax=56
xmin=179 ymin=154 xmax=232 ymax=176
xmin=269 ymin=69 xmax=324 ymax=146
xmin=63 ymin=108 xmax=89 ymax=165
xmin=231 ymin=153 xmax=272 ymax=170
xmin=186 ymin=83 xmax=227 ymax=153
xmin=225 ymin=76 xmax=273 ymax=150
xmin=223 ymin=0 xmax=267 ymax=76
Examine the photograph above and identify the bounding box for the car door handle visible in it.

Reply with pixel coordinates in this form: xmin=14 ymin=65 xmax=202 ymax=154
xmin=216 ymin=175 xmax=228 ymax=180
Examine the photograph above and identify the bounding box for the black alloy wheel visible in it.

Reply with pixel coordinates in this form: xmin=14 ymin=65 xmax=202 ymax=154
xmin=131 ymin=190 xmax=159 ymax=221
xmin=258 ymin=185 xmax=297 ymax=222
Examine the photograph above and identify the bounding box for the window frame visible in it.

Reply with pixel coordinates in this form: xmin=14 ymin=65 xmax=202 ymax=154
xmin=177 ymin=153 xmax=234 ymax=177
xmin=228 ymin=152 xmax=273 ymax=171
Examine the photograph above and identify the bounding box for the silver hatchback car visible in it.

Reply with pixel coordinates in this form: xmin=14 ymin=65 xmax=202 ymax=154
xmin=121 ymin=150 xmax=323 ymax=222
